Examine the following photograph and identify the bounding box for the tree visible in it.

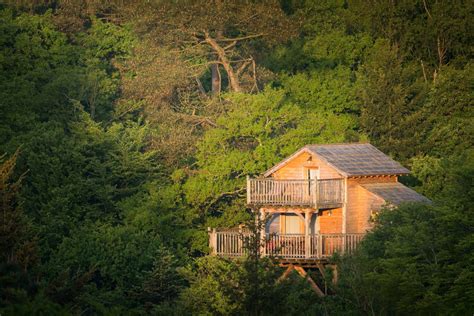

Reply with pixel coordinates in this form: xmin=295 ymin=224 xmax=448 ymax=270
xmin=346 ymin=0 xmax=473 ymax=70
xmin=44 ymin=221 xmax=180 ymax=313
xmin=112 ymin=0 xmax=300 ymax=167
xmin=355 ymin=39 xmax=428 ymax=160
xmin=0 ymin=150 xmax=41 ymax=310
xmin=418 ymin=63 xmax=474 ymax=157
xmin=123 ymin=0 xmax=297 ymax=93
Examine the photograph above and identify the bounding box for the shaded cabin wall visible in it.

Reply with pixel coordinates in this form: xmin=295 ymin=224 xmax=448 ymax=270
xmin=272 ymin=151 xmax=342 ymax=180
xmin=345 ymin=177 xmax=395 ymax=233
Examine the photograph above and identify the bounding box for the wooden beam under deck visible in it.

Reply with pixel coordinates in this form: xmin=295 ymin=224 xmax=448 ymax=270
xmin=278 ymin=258 xmax=329 ymax=268
xmin=260 ymin=205 xmax=342 ymax=214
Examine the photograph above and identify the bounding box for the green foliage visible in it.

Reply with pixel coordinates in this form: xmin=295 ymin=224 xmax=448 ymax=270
xmin=411 ymin=150 xmax=474 ymax=211
xmin=77 ymin=18 xmax=135 ymax=121
xmin=44 ymin=222 xmax=181 ymax=312
xmin=179 ymin=256 xmax=323 ymax=316
xmin=0 ymin=8 xmax=173 ymax=314
xmin=1 ymin=292 xmax=69 ymax=316
xmin=356 ymin=38 xmax=425 ymax=159
xmin=419 ymin=63 xmax=474 ymax=157
xmin=0 ymin=9 xmax=79 ymax=143
xmin=346 ymin=0 xmax=473 ymax=67
xmin=281 ymin=66 xmax=359 ymax=113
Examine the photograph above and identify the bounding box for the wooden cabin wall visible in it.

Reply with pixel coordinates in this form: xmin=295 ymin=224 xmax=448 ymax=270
xmin=273 ymin=152 xmax=342 ymax=180
xmin=346 ymin=178 xmax=387 ymax=233
xmin=318 ymin=208 xmax=342 ymax=234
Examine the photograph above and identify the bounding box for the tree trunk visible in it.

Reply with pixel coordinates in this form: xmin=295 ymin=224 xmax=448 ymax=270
xmin=211 ymin=30 xmax=223 ymax=94
xmin=211 ymin=63 xmax=221 ymax=94
xmin=205 ymin=33 xmax=242 ymax=92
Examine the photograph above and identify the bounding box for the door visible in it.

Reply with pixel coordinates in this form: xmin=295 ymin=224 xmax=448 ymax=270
xmin=281 ymin=214 xmax=303 ymax=234
xmin=307 ymin=168 xmax=320 ymax=196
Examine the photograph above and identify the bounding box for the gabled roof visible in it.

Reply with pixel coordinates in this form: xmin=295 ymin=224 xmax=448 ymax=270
xmin=361 ymin=182 xmax=431 ymax=205
xmin=263 ymin=143 xmax=410 ymax=177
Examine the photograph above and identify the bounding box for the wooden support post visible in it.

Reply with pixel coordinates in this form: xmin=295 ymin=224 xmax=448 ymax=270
xmin=317 ymin=263 xmax=328 ymax=294
xmin=342 ymin=177 xmax=347 ymax=253
xmin=294 ymin=266 xmax=325 ymax=297
xmin=277 ymin=264 xmax=294 ymax=283
xmin=316 ymin=263 xmax=325 ymax=276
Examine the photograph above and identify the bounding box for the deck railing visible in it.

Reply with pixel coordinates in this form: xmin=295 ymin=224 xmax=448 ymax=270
xmin=209 ymin=230 xmax=364 ymax=259
xmin=247 ymin=178 xmax=344 ymax=207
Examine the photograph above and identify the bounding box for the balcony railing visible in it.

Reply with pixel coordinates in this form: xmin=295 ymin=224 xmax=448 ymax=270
xmin=247 ymin=178 xmax=344 ymax=207
xmin=209 ymin=229 xmax=364 ymax=259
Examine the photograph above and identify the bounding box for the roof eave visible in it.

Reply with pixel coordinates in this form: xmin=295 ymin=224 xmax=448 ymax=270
xmin=361 ymin=183 xmax=431 ymax=205
xmin=347 ymin=172 xmax=410 ymax=178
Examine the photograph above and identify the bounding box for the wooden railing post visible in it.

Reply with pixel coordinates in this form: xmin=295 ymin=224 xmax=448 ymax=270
xmin=208 ymin=227 xmax=212 ymax=254
xmin=304 ymin=211 xmax=311 ymax=258
xmin=318 ymin=234 xmax=323 ymax=258
xmin=238 ymin=225 xmax=243 ymax=256
xmin=246 ymin=176 xmax=251 ymax=204
xmin=209 ymin=227 xmax=217 ymax=255
xmin=259 ymin=209 xmax=266 ymax=257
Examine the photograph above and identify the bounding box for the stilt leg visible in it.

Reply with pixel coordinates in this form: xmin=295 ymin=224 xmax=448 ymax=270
xmin=278 ymin=264 xmax=294 ymax=283
xmin=294 ymin=266 xmax=325 ymax=297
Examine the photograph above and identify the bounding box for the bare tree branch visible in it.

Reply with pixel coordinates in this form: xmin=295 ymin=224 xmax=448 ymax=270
xmin=217 ymin=33 xmax=265 ymax=42
xmin=423 ymin=0 xmax=433 ymax=19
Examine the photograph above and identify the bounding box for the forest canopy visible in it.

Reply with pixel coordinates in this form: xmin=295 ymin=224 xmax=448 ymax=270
xmin=0 ymin=0 xmax=473 ymax=315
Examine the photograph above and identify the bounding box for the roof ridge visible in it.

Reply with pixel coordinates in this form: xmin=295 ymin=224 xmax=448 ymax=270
xmin=305 ymin=142 xmax=371 ymax=147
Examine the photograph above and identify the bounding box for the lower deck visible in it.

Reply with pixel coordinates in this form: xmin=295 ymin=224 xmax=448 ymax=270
xmin=209 ymin=230 xmax=364 ymax=260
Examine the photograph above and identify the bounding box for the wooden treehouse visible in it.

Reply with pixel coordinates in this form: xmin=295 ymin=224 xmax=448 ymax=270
xmin=208 ymin=143 xmax=429 ymax=295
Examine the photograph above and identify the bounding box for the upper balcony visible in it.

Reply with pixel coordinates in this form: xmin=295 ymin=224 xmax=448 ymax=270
xmin=246 ymin=178 xmax=345 ymax=208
